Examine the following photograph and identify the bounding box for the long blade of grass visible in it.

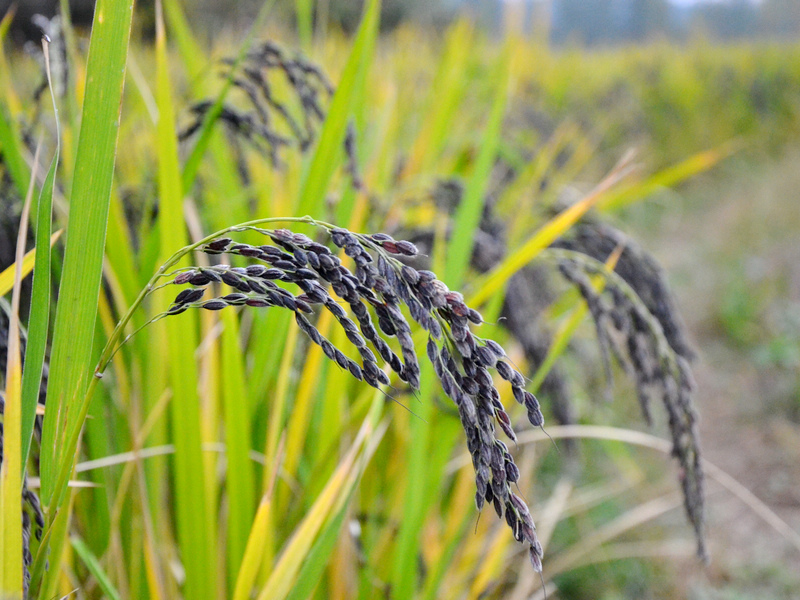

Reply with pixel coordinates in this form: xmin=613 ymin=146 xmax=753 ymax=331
xmin=599 ymin=143 xmax=738 ymax=212
xmin=39 ymin=0 xmax=136 ymax=507
xmin=296 ymin=0 xmax=381 ymax=217
xmin=70 ymin=535 xmax=123 ymax=600
xmin=162 ymin=0 xmax=207 ymax=84
xmin=444 ymin=44 xmax=510 ymax=288
xmin=390 ymin=366 xmax=435 ymax=600
xmin=233 ymin=439 xmax=283 ymax=600
xmin=0 ymin=99 xmax=29 ymax=198
xmin=400 ymin=19 xmax=473 ymax=179
xmin=296 ymin=0 xmax=313 ymax=50
xmin=0 ymin=7 xmax=14 ymax=41
xmin=221 ymin=309 xmax=255 ymax=588
xmin=20 ymin=39 xmax=60 ymax=468
xmin=285 ymin=416 xmax=388 ymax=600
xmin=232 ymin=493 xmax=275 ymax=600
xmin=258 ymin=441 xmax=357 ymax=600
xmin=282 ymin=310 xmax=332 ymax=481
xmin=0 ymin=138 xmax=41 ymax=600
xmin=35 ymin=488 xmax=72 ymax=600
xmin=258 ymin=398 xmax=384 ymax=600
xmin=154 ymin=2 xmax=217 ymax=597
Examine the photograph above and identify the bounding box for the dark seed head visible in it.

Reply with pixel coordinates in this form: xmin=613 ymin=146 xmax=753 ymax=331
xmin=261 ymin=268 xmax=284 ymax=280
xmin=202 ymin=300 xmax=228 ymax=311
xmin=523 ymin=391 xmax=540 ymax=412
xmin=206 ymin=237 xmax=232 ymax=251
xmin=527 ymin=409 xmax=544 ymax=427
xmin=395 ymin=240 xmax=418 ymax=256
xmin=188 ymin=273 xmax=212 ymax=286
xmin=174 ymin=271 xmax=195 ymax=285
xmin=237 ymin=246 xmax=262 ymax=258
xmin=245 ymin=298 xmax=271 ymax=307
xmin=347 ymin=360 xmax=363 ymax=380
xmin=174 ymin=288 xmax=205 ymax=305
xmin=505 ymin=460 xmax=520 ymax=483
xmin=222 ymin=293 xmax=248 ymax=304
xmin=467 ymin=308 xmax=483 ymax=325
xmin=246 ymin=265 xmax=268 ymax=277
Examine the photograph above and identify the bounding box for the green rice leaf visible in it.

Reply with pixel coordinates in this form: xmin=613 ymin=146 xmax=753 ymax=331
xmin=20 ymin=154 xmax=56 ymax=468
xmin=155 ymin=4 xmax=217 ymax=598
xmin=0 ymin=232 xmax=60 ymax=298
xmin=297 ymin=0 xmax=380 ymax=217
xmin=444 ymin=45 xmax=510 ymax=288
xmin=221 ymin=309 xmax=255 ymax=589
xmin=21 ymin=39 xmax=60 ymax=469
xmin=70 ymin=535 xmax=123 ymax=600
xmin=0 ymin=100 xmax=29 ymax=199
xmin=39 ymin=0 xmax=136 ymax=508
xmin=0 ymin=140 xmax=40 ymax=600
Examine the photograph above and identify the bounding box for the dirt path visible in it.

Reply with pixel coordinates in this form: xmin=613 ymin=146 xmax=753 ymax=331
xmin=635 ymin=148 xmax=800 ymax=596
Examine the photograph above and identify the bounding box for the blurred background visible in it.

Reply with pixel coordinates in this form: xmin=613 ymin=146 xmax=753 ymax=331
xmin=2 ymin=0 xmax=800 ymax=41
xmin=2 ymin=0 xmax=799 ymax=599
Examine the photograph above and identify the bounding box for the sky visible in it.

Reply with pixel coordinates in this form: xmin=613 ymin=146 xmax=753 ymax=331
xmin=669 ymin=0 xmax=759 ymax=4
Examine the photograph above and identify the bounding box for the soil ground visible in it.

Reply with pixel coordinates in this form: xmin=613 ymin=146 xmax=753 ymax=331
xmin=631 ymin=147 xmax=800 ymax=598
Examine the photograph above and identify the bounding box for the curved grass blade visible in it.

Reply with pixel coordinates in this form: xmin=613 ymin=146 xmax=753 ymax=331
xmin=21 ymin=38 xmax=60 ymax=469
xmin=162 ymin=0 xmax=207 ymax=84
xmin=283 ymin=475 xmax=359 ymax=600
xmin=221 ymin=309 xmax=255 ymax=588
xmin=599 ymin=143 xmax=738 ymax=212
xmin=154 ymin=2 xmax=217 ymax=597
xmin=0 ymin=232 xmax=61 ymax=298
xmin=70 ymin=535 xmax=123 ymax=600
xmin=257 ymin=399 xmax=385 ymax=600
xmin=0 ymin=139 xmax=41 ymax=600
xmin=0 ymin=100 xmax=28 ymax=198
xmin=468 ymin=154 xmax=636 ymax=307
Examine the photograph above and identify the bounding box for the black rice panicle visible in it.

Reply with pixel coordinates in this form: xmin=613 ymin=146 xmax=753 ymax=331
xmin=555 ymin=251 xmax=706 ymax=560
xmin=179 ymin=41 xmax=361 ymax=187
xmin=161 ymin=224 xmax=547 ymax=570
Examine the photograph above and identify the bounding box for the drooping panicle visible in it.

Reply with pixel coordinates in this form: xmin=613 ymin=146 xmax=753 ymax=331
xmin=161 ymin=223 xmax=546 ymax=565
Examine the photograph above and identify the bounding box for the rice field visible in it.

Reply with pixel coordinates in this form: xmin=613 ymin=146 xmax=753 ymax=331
xmin=1 ymin=1 xmax=799 ymax=599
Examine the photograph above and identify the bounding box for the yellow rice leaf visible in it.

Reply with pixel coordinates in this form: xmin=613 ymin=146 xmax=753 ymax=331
xmin=468 ymin=158 xmax=633 ymax=307
xmin=0 ymin=231 xmax=62 ymax=297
